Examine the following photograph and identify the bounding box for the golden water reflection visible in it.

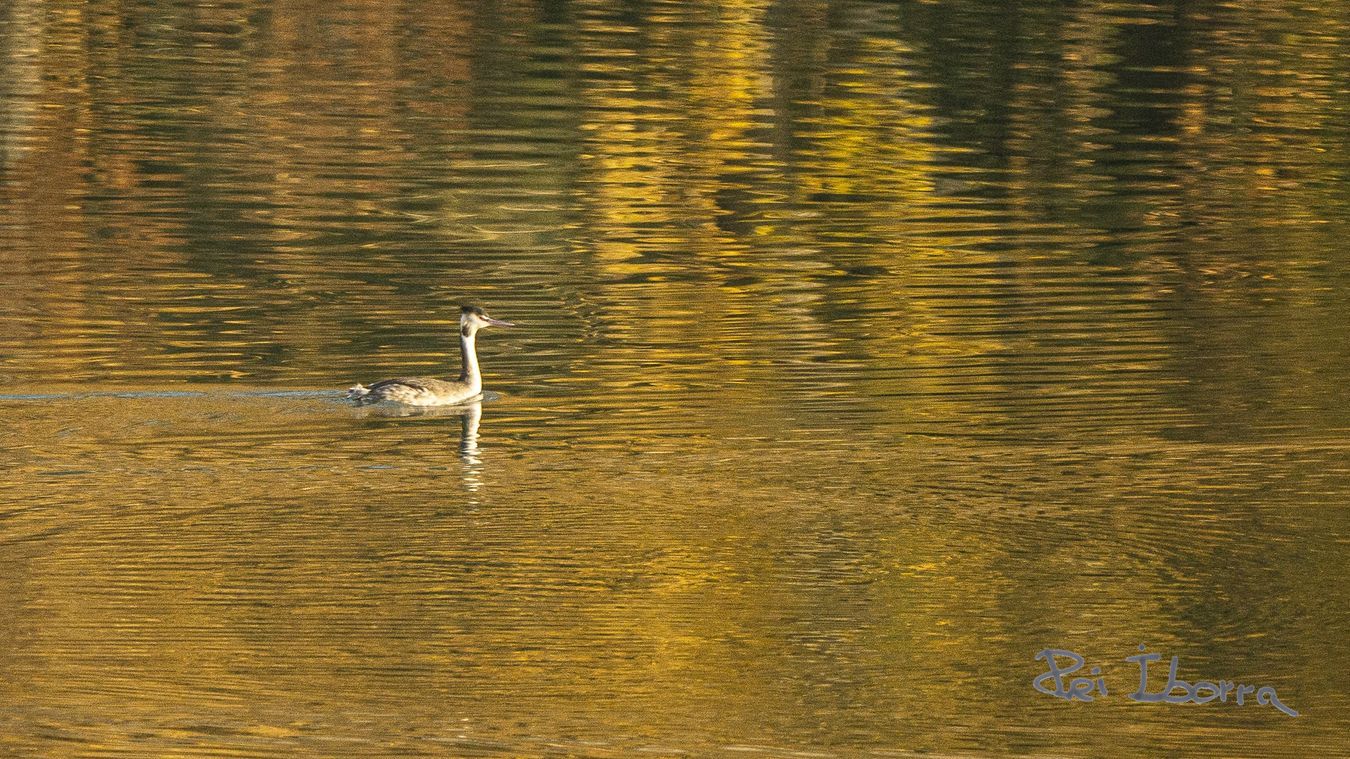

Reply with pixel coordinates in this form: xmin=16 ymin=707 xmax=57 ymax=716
xmin=1 ymin=0 xmax=1347 ymax=756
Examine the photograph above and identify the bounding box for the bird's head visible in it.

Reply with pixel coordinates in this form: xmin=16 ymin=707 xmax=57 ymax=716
xmin=460 ymin=305 xmax=515 ymax=337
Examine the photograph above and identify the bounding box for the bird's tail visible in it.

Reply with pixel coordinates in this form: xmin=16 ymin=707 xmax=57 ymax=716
xmin=345 ymin=383 xmax=371 ymax=401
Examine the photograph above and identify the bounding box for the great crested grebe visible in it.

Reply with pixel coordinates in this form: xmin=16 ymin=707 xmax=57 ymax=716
xmin=346 ymin=305 xmax=514 ymax=406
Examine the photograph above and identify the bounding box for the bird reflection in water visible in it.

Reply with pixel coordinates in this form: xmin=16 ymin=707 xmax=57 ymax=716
xmin=352 ymin=399 xmax=485 ymax=493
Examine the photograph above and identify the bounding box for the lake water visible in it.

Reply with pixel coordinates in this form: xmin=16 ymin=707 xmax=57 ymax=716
xmin=2 ymin=1 xmax=1347 ymax=756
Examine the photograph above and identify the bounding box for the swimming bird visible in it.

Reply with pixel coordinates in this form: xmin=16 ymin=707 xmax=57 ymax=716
xmin=347 ymin=305 xmax=514 ymax=406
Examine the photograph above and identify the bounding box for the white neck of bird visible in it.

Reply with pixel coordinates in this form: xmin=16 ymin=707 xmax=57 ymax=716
xmin=459 ymin=329 xmax=481 ymax=387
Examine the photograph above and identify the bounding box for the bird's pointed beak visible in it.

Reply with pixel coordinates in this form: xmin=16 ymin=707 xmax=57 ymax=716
xmin=485 ymin=317 xmax=515 ymax=327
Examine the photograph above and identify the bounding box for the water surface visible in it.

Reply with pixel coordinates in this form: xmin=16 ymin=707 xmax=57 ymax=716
xmin=1 ymin=1 xmax=1348 ymax=756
